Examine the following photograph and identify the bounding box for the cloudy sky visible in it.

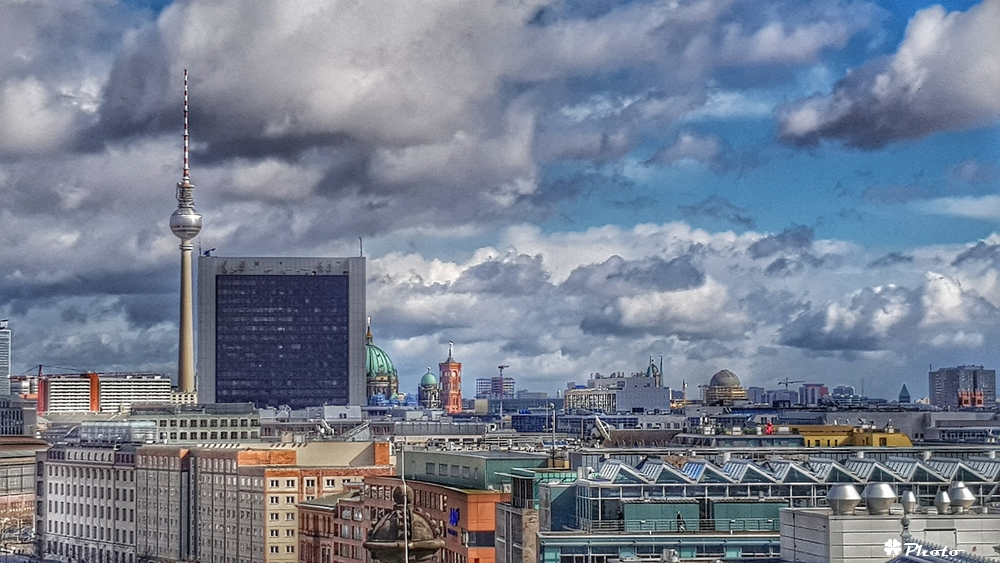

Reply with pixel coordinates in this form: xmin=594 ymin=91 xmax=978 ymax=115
xmin=2 ymin=0 xmax=999 ymax=401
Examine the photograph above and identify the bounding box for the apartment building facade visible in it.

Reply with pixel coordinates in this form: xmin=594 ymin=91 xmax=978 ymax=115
xmin=38 ymin=373 xmax=172 ymax=414
xmin=38 ymin=441 xmax=393 ymax=563
xmin=37 ymin=444 xmax=139 ymax=563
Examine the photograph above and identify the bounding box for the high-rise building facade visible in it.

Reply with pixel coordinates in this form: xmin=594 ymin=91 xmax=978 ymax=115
xmin=476 ymin=376 xmax=515 ymax=399
xmin=929 ymin=365 xmax=997 ymax=409
xmin=0 ymin=321 xmax=11 ymax=396
xmin=797 ymin=383 xmax=829 ymax=406
xmin=197 ymin=256 xmax=366 ymax=408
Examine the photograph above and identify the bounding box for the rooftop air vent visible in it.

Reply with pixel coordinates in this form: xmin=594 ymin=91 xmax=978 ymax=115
xmin=826 ymin=484 xmax=862 ymax=515
xmin=934 ymin=490 xmax=951 ymax=515
xmin=900 ymin=491 xmax=917 ymax=514
xmin=947 ymin=482 xmax=975 ymax=514
xmin=861 ymin=483 xmax=896 ymax=515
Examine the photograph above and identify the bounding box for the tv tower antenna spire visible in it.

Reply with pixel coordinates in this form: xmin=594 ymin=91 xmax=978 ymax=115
xmin=170 ymin=69 xmax=203 ymax=394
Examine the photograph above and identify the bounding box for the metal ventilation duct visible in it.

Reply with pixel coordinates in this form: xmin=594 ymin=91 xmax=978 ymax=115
xmin=934 ymin=490 xmax=951 ymax=514
xmin=900 ymin=490 xmax=918 ymax=514
xmin=826 ymin=484 xmax=862 ymax=515
xmin=861 ymin=483 xmax=896 ymax=515
xmin=947 ymin=482 xmax=975 ymax=513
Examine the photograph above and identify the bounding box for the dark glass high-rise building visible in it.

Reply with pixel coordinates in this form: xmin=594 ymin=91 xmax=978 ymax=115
xmin=197 ymin=256 xmax=366 ymax=407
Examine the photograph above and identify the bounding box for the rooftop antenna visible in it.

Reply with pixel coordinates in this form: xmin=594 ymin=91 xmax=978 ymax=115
xmin=360 ymin=237 xmax=364 ymax=257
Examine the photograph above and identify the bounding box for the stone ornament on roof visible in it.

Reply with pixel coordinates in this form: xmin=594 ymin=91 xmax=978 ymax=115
xmin=364 ymin=485 xmax=445 ymax=563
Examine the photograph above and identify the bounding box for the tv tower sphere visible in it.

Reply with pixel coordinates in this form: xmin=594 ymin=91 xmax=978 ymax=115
xmin=170 ymin=199 xmax=202 ymax=240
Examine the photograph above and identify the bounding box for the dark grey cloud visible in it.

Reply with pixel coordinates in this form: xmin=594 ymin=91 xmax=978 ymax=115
xmin=779 ymin=273 xmax=1000 ymax=357
xmin=780 ymin=285 xmax=919 ymax=352
xmin=747 ymin=225 xmax=813 ymax=260
xmin=767 ymin=251 xmax=827 ymax=277
xmin=740 ymin=289 xmax=806 ymax=327
xmin=679 ymin=195 xmax=756 ymax=229
xmin=869 ymin=252 xmax=914 ymax=268
xmin=500 ymin=338 xmax=550 ymax=358
xmin=681 ymin=340 xmax=744 ymax=364
xmin=563 ymin=255 xmax=706 ymax=295
xmin=779 ymin=2 xmax=1000 ymax=149
xmin=0 ymin=266 xmax=175 ymax=311
xmin=568 ymin=254 xmax=714 ymax=338
xmin=59 ymin=306 xmax=90 ymax=324
xmin=451 ymin=255 xmax=552 ymax=296
xmin=952 ymin=240 xmax=1000 ymax=267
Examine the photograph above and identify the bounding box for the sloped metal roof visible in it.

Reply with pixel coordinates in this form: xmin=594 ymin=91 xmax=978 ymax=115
xmin=721 ymin=459 xmax=777 ymax=483
xmin=587 ymin=453 xmax=998 ymax=490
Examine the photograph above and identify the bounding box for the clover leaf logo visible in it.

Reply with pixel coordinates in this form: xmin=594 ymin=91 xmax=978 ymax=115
xmin=884 ymin=539 xmax=902 ymax=556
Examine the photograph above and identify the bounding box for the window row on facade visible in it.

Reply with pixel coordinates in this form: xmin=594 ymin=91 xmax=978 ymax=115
xmin=46 ymin=541 xmax=134 ymax=563
xmin=46 ymin=500 xmax=134 ymax=520
xmin=46 ymin=520 xmax=134 ymax=543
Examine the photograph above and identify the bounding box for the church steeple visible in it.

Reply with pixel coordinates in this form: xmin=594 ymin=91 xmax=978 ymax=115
xmin=898 ymin=383 xmax=910 ymax=404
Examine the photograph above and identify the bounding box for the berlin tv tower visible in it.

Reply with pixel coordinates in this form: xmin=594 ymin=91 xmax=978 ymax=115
xmin=169 ymin=69 xmax=202 ymax=394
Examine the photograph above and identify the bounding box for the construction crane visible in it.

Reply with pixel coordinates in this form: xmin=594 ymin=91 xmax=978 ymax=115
xmin=777 ymin=378 xmax=805 ymax=390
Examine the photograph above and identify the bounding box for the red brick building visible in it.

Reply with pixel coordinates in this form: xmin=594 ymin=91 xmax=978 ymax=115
xmin=439 ymin=345 xmax=463 ymax=415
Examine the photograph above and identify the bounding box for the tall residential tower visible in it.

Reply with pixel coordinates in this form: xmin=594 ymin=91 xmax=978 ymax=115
xmin=0 ymin=319 xmax=10 ymax=396
xmin=168 ymin=70 xmax=202 ymax=394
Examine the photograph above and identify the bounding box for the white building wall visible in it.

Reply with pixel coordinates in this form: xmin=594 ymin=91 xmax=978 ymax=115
xmin=781 ymin=507 xmax=1000 ymax=563
xmin=45 ymin=379 xmax=92 ymax=412
xmin=99 ymin=377 xmax=172 ymax=412
xmin=0 ymin=329 xmax=11 ymax=395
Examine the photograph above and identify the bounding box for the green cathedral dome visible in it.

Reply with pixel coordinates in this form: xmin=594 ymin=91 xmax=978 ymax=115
xmin=420 ymin=368 xmax=438 ymax=387
xmin=366 ymin=332 xmax=397 ymax=379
